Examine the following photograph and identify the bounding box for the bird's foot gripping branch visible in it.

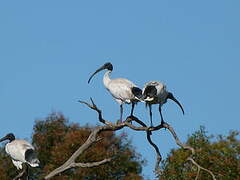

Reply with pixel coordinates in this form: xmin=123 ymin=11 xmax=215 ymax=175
xmin=13 ymin=164 xmax=29 ymax=180
xmin=44 ymin=98 xmax=216 ymax=180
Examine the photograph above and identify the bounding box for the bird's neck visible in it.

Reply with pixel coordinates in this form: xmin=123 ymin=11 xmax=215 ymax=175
xmin=103 ymin=70 xmax=111 ymax=88
xmin=7 ymin=139 xmax=14 ymax=143
xmin=8 ymin=137 xmax=15 ymax=143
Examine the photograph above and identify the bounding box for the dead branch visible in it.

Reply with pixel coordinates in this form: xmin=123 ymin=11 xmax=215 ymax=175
xmin=146 ymin=132 xmax=162 ymax=176
xmin=161 ymin=122 xmax=216 ymax=179
xmin=78 ymin=99 xmax=216 ymax=179
xmin=78 ymin=98 xmax=113 ymax=126
xmin=44 ymin=98 xmax=216 ymax=179
xmin=45 ymin=99 xmax=128 ymax=179
xmin=187 ymin=157 xmax=217 ymax=180
xmin=161 ymin=122 xmax=195 ymax=154
xmin=126 ymin=116 xmax=162 ymax=175
xmin=44 ymin=126 xmax=116 ymax=179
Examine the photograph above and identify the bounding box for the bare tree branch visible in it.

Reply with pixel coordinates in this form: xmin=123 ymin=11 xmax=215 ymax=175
xmin=188 ymin=157 xmax=217 ymax=180
xmin=44 ymin=125 xmax=115 ymax=179
xmin=161 ymin=122 xmax=195 ymax=154
xmin=45 ymin=99 xmax=126 ymax=179
xmin=73 ymin=158 xmax=112 ymax=168
xmin=146 ymin=132 xmax=162 ymax=176
xmin=159 ymin=122 xmax=216 ymax=179
xmin=44 ymin=99 xmax=216 ymax=179
xmin=78 ymin=99 xmax=216 ymax=179
xmin=78 ymin=98 xmax=113 ymax=126
xmin=126 ymin=116 xmax=162 ymax=175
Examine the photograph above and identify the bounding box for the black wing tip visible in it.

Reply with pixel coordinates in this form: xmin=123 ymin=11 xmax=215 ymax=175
xmin=25 ymin=149 xmax=38 ymax=163
xmin=132 ymin=87 xmax=143 ymax=99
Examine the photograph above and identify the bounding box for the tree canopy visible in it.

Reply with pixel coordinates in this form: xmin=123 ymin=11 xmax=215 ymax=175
xmin=1 ymin=112 xmax=239 ymax=180
xmin=160 ymin=126 xmax=240 ymax=180
xmin=0 ymin=112 xmax=144 ymax=180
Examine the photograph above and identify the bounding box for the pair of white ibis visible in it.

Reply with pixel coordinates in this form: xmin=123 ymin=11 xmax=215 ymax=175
xmin=0 ymin=133 xmax=40 ymax=172
xmin=88 ymin=62 xmax=184 ymax=125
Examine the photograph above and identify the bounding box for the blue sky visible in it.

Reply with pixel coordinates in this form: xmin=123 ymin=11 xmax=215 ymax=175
xmin=0 ymin=1 xmax=240 ymax=179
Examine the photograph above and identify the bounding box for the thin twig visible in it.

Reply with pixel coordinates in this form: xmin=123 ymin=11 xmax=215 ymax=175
xmin=188 ymin=157 xmax=216 ymax=180
xmin=78 ymin=98 xmax=113 ymax=126
xmin=195 ymin=166 xmax=201 ymax=180
xmin=162 ymin=122 xmax=216 ymax=179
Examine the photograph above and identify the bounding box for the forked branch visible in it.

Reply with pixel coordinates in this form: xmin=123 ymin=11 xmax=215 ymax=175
xmin=77 ymin=99 xmax=216 ymax=179
xmin=45 ymin=99 xmax=129 ymax=179
xmin=188 ymin=157 xmax=216 ymax=180
xmin=44 ymin=125 xmax=114 ymax=179
xmin=44 ymin=98 xmax=216 ymax=179
xmin=160 ymin=122 xmax=216 ymax=179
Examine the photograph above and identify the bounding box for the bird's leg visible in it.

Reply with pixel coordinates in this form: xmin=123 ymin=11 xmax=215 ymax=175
xmin=119 ymin=104 xmax=123 ymax=123
xmin=158 ymin=104 xmax=165 ymax=125
xmin=149 ymin=104 xmax=153 ymax=127
xmin=128 ymin=103 xmax=136 ymax=124
xmin=24 ymin=165 xmax=29 ymax=180
xmin=130 ymin=103 xmax=135 ymax=116
xmin=13 ymin=164 xmax=29 ymax=180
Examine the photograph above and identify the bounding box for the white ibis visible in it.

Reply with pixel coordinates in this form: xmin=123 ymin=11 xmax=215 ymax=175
xmin=0 ymin=133 xmax=40 ymax=170
xmin=142 ymin=81 xmax=184 ymax=126
xmin=88 ymin=62 xmax=142 ymax=122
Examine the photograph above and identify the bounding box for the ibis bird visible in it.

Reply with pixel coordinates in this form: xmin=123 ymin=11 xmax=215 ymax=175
xmin=88 ymin=62 xmax=143 ymax=122
xmin=0 ymin=133 xmax=40 ymax=170
xmin=142 ymin=81 xmax=184 ymax=126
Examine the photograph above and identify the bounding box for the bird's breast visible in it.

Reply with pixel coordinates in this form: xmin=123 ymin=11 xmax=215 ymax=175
xmin=5 ymin=142 xmax=26 ymax=162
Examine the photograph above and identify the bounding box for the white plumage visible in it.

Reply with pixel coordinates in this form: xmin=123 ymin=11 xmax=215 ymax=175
xmin=0 ymin=133 xmax=40 ymax=170
xmin=103 ymin=71 xmax=139 ymax=104
xmin=142 ymin=81 xmax=184 ymax=126
xmin=88 ymin=62 xmax=142 ymax=122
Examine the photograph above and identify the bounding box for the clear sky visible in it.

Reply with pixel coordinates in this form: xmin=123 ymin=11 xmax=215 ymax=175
xmin=0 ymin=1 xmax=240 ymax=179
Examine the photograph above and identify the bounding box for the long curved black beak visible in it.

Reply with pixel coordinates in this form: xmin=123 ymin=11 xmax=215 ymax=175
xmin=167 ymin=92 xmax=184 ymax=115
xmin=88 ymin=65 xmax=106 ymax=84
xmin=0 ymin=136 xmax=8 ymax=142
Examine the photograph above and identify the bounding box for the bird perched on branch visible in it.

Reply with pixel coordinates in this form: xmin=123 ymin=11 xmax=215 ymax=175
xmin=88 ymin=62 xmax=142 ymax=122
xmin=141 ymin=81 xmax=184 ymax=126
xmin=0 ymin=133 xmax=40 ymax=171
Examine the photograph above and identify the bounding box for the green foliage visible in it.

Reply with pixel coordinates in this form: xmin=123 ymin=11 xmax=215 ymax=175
xmin=0 ymin=112 xmax=144 ymax=179
xmin=160 ymin=126 xmax=240 ymax=180
xmin=0 ymin=147 xmax=17 ymax=180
